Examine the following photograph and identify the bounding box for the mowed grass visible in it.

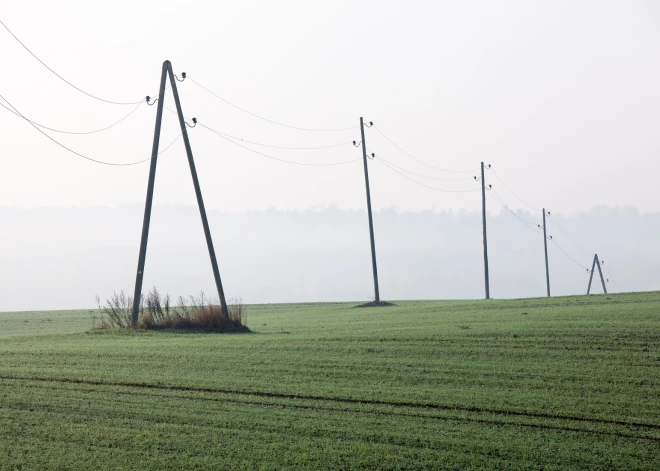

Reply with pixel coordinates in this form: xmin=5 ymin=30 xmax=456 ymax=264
xmin=0 ymin=293 xmax=658 ymax=470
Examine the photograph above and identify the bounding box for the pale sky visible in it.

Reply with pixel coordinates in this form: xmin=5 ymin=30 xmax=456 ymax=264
xmin=0 ymin=0 xmax=659 ymax=215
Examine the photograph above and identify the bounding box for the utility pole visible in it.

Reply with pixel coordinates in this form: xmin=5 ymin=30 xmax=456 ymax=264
xmin=131 ymin=61 xmax=168 ymax=327
xmin=480 ymin=162 xmax=490 ymax=299
xmin=167 ymin=65 xmax=229 ymax=320
xmin=587 ymin=254 xmax=608 ymax=295
xmin=359 ymin=117 xmax=380 ymax=303
xmin=542 ymin=208 xmax=551 ymax=297
xmin=131 ymin=60 xmax=229 ymax=327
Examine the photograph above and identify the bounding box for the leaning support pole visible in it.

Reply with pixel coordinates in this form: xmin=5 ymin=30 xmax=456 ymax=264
xmin=542 ymin=208 xmax=551 ymax=297
xmin=586 ymin=254 xmax=597 ymax=295
xmin=587 ymin=254 xmax=607 ymax=295
xmin=595 ymin=254 xmax=608 ymax=294
xmin=480 ymin=162 xmax=490 ymax=300
xmin=167 ymin=64 xmax=229 ymax=320
xmin=131 ymin=61 xmax=169 ymax=327
xmin=359 ymin=117 xmax=381 ymax=304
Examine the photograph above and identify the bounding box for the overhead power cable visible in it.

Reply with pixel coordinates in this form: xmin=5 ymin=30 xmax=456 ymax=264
xmin=546 ymin=214 xmax=591 ymax=256
xmin=601 ymin=263 xmax=618 ymax=291
xmin=0 ymin=97 xmax=143 ymax=135
xmin=375 ymin=154 xmax=474 ymax=181
xmin=371 ymin=125 xmax=477 ymax=174
xmin=486 ymin=190 xmax=540 ymax=233
xmin=199 ymin=121 xmax=361 ymax=167
xmin=373 ymin=154 xmax=479 ymax=193
xmin=0 ymin=92 xmax=181 ymax=166
xmin=487 ymin=189 xmax=590 ymax=272
xmin=187 ymin=76 xmax=357 ymax=132
xmin=163 ymin=108 xmax=351 ymax=150
xmin=545 ymin=213 xmax=611 ymax=281
xmin=489 ymin=168 xmax=541 ymax=212
xmin=0 ymin=19 xmax=146 ymax=106
xmin=490 ymin=189 xmax=538 ymax=228
xmin=208 ymin=127 xmax=352 ymax=150
xmin=550 ymin=239 xmax=590 ymax=272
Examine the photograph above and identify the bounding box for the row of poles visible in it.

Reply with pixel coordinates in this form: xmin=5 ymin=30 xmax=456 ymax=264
xmin=477 ymin=163 xmax=607 ymax=300
xmin=361 ymin=125 xmax=609 ymax=303
xmin=129 ymin=61 xmax=606 ymax=326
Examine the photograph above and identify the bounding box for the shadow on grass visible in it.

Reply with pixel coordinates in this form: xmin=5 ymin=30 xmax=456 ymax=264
xmin=355 ymin=301 xmax=397 ymax=308
xmin=88 ymin=326 xmax=253 ymax=336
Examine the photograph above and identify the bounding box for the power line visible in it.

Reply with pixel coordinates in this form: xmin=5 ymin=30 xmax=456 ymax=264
xmin=546 ymin=213 xmax=591 ymax=256
xmin=0 ymin=96 xmax=143 ymax=134
xmin=601 ymin=263 xmax=618 ymax=291
xmin=489 ymin=188 xmax=595 ymax=274
xmin=545 ymin=213 xmax=611 ymax=280
xmin=198 ymin=121 xmax=361 ymax=167
xmin=162 ymin=107 xmax=351 ymax=150
xmin=205 ymin=127 xmax=352 ymax=150
xmin=163 ymin=106 xmax=358 ymax=165
xmin=374 ymin=156 xmax=480 ymax=193
xmin=484 ymin=187 xmax=548 ymax=291
xmin=489 ymin=188 xmax=539 ymax=228
xmin=550 ymin=238 xmax=590 ymax=272
xmin=0 ymin=91 xmax=181 ymax=166
xmin=0 ymin=19 xmax=144 ymax=106
xmin=487 ymin=187 xmax=592 ymax=274
xmin=489 ymin=168 xmax=541 ymax=212
xmin=371 ymin=125 xmax=478 ymax=174
xmin=188 ymin=76 xmax=357 ymax=132
xmin=485 ymin=166 xmax=607 ymax=277
xmin=489 ymin=178 xmax=598 ymax=275
xmin=486 ymin=190 xmax=540 ymax=233
xmin=372 ymin=153 xmax=474 ymax=181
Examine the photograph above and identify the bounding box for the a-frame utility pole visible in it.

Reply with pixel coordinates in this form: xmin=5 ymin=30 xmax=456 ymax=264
xmin=542 ymin=208 xmax=551 ymax=297
xmin=480 ymin=162 xmax=490 ymax=299
xmin=131 ymin=60 xmax=229 ymax=327
xmin=359 ymin=117 xmax=381 ymax=304
xmin=586 ymin=254 xmax=607 ymax=295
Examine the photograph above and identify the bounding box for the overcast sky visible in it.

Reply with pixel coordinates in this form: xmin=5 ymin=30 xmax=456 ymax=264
xmin=1 ymin=0 xmax=658 ymax=215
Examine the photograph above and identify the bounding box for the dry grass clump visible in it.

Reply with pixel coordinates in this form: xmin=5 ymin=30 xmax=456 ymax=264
xmin=95 ymin=291 xmax=132 ymax=328
xmin=95 ymin=287 xmax=248 ymax=332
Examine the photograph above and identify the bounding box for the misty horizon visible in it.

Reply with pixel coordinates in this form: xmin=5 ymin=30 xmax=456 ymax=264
xmin=0 ymin=203 xmax=654 ymax=312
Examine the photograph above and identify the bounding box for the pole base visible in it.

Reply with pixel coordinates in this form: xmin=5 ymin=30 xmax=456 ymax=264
xmin=356 ymin=300 xmax=396 ymax=308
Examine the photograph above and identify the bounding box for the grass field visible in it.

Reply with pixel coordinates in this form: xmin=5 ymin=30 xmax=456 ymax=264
xmin=0 ymin=293 xmax=658 ymax=470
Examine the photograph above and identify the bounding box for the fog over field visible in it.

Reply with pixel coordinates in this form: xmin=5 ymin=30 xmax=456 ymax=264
xmin=0 ymin=204 xmax=654 ymax=311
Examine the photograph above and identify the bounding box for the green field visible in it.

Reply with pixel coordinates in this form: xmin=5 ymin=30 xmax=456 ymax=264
xmin=0 ymin=293 xmax=658 ymax=470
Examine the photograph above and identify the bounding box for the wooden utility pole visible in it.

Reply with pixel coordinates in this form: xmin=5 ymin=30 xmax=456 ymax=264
xmin=131 ymin=60 xmax=229 ymax=327
xmin=587 ymin=254 xmax=607 ymax=295
xmin=480 ymin=162 xmax=490 ymax=299
xmin=359 ymin=117 xmax=380 ymax=303
xmin=167 ymin=64 xmax=229 ymax=320
xmin=542 ymin=208 xmax=551 ymax=297
xmin=131 ymin=61 xmax=168 ymax=327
